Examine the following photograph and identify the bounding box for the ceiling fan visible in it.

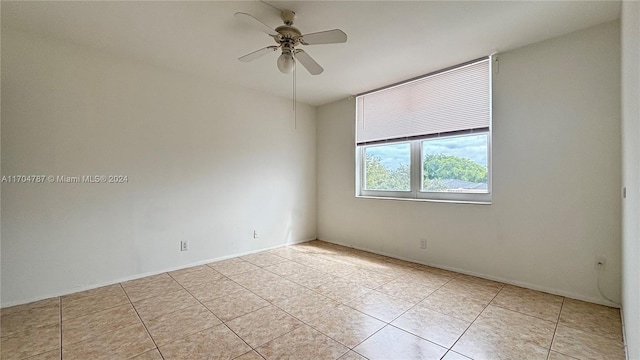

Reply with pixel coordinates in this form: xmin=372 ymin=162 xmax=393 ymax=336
xmin=235 ymin=10 xmax=347 ymax=75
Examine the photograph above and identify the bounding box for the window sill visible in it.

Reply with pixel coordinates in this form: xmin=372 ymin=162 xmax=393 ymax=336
xmin=355 ymin=195 xmax=492 ymax=205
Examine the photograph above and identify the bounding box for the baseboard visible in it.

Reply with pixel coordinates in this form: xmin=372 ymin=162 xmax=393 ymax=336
xmin=318 ymin=238 xmax=621 ymax=308
xmin=1 ymin=237 xmax=316 ymax=308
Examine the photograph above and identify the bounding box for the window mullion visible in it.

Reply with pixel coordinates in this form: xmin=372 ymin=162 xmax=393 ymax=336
xmin=410 ymin=141 xmax=420 ymax=197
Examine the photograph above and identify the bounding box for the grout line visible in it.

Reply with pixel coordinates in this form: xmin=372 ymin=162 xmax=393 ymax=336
xmin=448 ymin=282 xmax=505 ymax=354
xmin=166 ymin=271 xmax=259 ymax=354
xmin=488 ymin=302 xmax=562 ymax=324
xmin=120 ymin=283 xmax=165 ymax=360
xmin=548 ymin=298 xmax=565 ymax=360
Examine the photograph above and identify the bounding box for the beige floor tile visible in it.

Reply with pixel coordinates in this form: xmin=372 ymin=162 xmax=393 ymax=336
xmin=62 ymin=284 xmax=124 ymax=302
xmin=62 ymin=322 xmax=155 ymax=360
xmin=559 ymin=298 xmax=622 ymax=340
xmin=551 ymin=324 xmax=625 ymax=360
xmin=314 ymin=278 xmax=373 ymax=303
xmin=168 ymin=264 xmax=215 ymax=277
xmin=248 ymin=278 xmax=309 ymax=303
xmin=547 ymin=351 xmax=579 ymax=360
xmin=377 ymin=279 xmax=437 ymax=303
xmin=0 ymin=323 xmax=60 ymax=360
xmin=121 ymin=273 xmax=184 ymax=302
xmin=132 ymin=289 xmax=200 ymax=322
xmin=235 ymin=350 xmax=266 ymax=360
xmin=268 ymin=246 xmax=304 ymax=260
xmin=24 ymin=349 xmax=61 ymax=360
xmin=228 ymin=268 xmax=284 ymax=289
xmin=241 ymin=252 xmax=289 ymax=267
xmin=453 ymin=333 xmax=549 ymax=360
xmin=392 ymin=305 xmax=470 ymax=348
xmin=347 ymin=269 xmax=394 ymax=289
xmin=1 ymin=297 xmax=59 ymax=317
xmin=354 ymin=325 xmax=447 ymax=360
xmin=491 ymin=285 xmax=563 ymax=322
xmin=300 ymin=254 xmax=355 ymax=270
xmin=285 ymin=252 xmax=321 ymax=265
xmin=62 ymin=303 xmax=141 ymax=346
xmin=256 ymin=325 xmax=349 ymax=360
xmin=226 ymin=305 xmax=303 ymax=348
xmin=144 ymin=304 xmax=221 ymax=346
xmin=442 ymin=351 xmax=472 ymax=360
xmin=348 ymin=257 xmax=397 ymax=272
xmin=273 ymin=289 xmax=340 ymax=323
xmin=419 ymin=286 xmax=490 ymax=322
xmin=131 ymin=349 xmax=164 ymax=359
xmin=399 ymin=268 xmax=453 ymax=289
xmin=345 ymin=290 xmax=414 ymax=322
xmin=481 ymin=305 xmax=556 ymax=347
xmin=411 ymin=264 xmax=459 ymax=278
xmin=263 ymin=261 xmax=311 ymax=277
xmin=384 ymin=257 xmax=417 ymax=267
xmin=1 ymin=300 xmax=59 ymax=338
xmin=294 ymin=241 xmax=339 ymax=254
xmin=365 ymin=262 xmax=411 ymax=278
xmin=201 ymin=289 xmax=270 ymax=321
xmin=62 ymin=285 xmax=130 ymax=320
xmin=317 ymin=262 xmax=360 ymax=278
xmin=209 ymin=258 xmax=262 ymax=276
xmin=169 ymin=265 xmax=226 ymax=288
xmin=452 ymin=306 xmax=555 ymax=360
xmin=287 ymin=270 xmax=339 ymax=289
xmin=158 ymin=324 xmax=251 ymax=360
xmin=338 ymin=351 xmax=367 ymax=360
xmin=184 ymin=278 xmax=246 ymax=302
xmin=308 ymin=305 xmax=385 ymax=348
xmin=62 ymin=293 xmax=129 ymax=321
xmin=440 ymin=275 xmax=504 ymax=302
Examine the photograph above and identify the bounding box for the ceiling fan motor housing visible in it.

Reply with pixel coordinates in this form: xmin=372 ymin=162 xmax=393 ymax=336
xmin=274 ymin=26 xmax=301 ymax=47
xmin=281 ymin=10 xmax=296 ymax=26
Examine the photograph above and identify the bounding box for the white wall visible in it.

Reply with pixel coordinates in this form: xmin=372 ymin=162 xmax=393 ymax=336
xmin=1 ymin=29 xmax=317 ymax=306
xmin=318 ymin=21 xmax=621 ymax=305
xmin=621 ymin=1 xmax=640 ymax=359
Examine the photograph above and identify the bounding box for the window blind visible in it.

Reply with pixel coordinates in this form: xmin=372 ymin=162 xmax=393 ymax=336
xmin=356 ymin=57 xmax=491 ymax=145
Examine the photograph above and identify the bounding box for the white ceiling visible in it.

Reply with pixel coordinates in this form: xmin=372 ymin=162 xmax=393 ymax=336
xmin=2 ymin=1 xmax=621 ymax=106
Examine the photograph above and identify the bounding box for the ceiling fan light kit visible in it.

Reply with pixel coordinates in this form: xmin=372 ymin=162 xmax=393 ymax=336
xmin=235 ymin=9 xmax=347 ymax=75
xmin=277 ymin=50 xmax=296 ymax=73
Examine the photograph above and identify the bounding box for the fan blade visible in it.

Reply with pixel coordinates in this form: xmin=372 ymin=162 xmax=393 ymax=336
xmin=234 ymin=12 xmax=278 ymax=37
xmin=238 ymin=46 xmax=279 ymax=62
xmin=294 ymin=49 xmax=323 ymax=75
xmin=300 ymin=29 xmax=347 ymax=45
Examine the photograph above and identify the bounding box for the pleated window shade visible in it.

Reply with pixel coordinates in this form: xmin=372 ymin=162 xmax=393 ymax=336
xmin=356 ymin=58 xmax=491 ymax=145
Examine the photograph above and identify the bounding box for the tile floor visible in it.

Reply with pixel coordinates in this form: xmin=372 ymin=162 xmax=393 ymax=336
xmin=0 ymin=240 xmax=625 ymax=360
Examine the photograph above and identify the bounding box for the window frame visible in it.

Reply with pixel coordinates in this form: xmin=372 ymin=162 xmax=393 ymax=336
xmin=417 ymin=131 xmax=492 ymax=203
xmin=355 ymin=57 xmax=493 ymax=204
xmin=358 ymin=140 xmax=415 ymax=199
xmin=356 ymin=131 xmax=492 ymax=204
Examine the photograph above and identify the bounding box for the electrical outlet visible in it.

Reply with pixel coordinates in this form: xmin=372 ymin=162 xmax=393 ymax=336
xmin=253 ymin=230 xmax=259 ymax=239
xmin=596 ymin=256 xmax=606 ymax=270
xmin=420 ymin=238 xmax=427 ymax=250
xmin=180 ymin=240 xmax=189 ymax=252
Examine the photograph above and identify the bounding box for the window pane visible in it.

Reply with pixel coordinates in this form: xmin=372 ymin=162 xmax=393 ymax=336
xmin=364 ymin=143 xmax=411 ymax=191
xmin=422 ymin=134 xmax=488 ymax=193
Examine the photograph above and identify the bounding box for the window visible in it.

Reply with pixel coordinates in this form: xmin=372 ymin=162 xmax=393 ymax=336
xmin=356 ymin=57 xmax=492 ymax=203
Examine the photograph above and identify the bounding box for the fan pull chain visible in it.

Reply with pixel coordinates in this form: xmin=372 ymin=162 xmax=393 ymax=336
xmin=293 ymin=58 xmax=297 ymax=130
